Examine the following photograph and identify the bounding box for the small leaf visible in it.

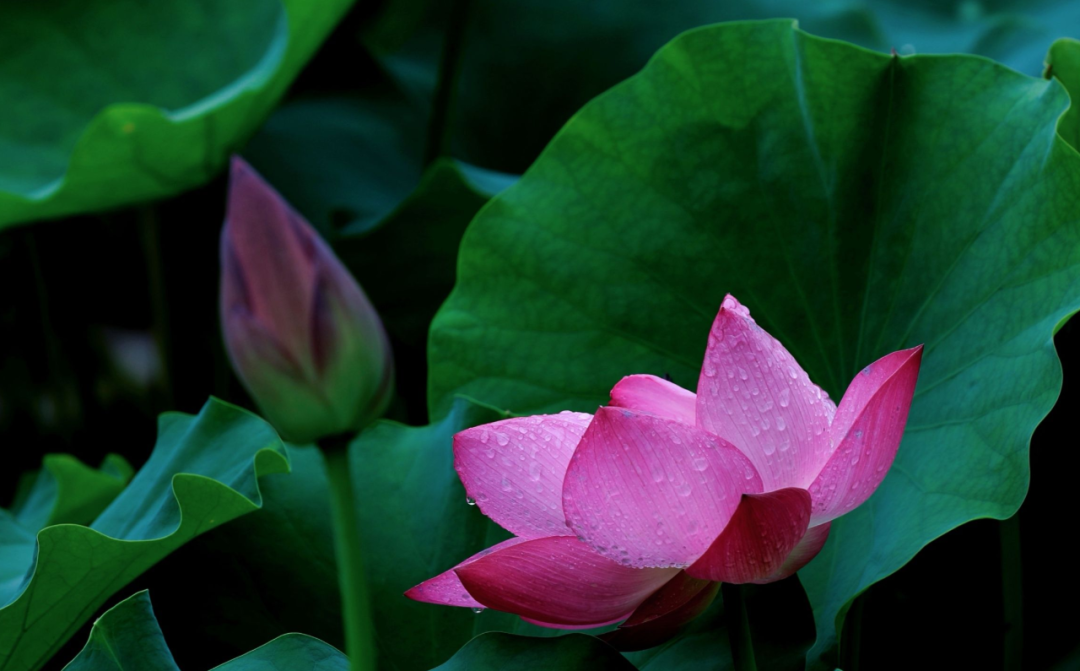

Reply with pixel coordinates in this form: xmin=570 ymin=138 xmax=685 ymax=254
xmin=61 ymin=590 xmax=347 ymax=671
xmin=10 ymin=454 xmax=131 ymax=531
xmin=0 ymin=398 xmax=289 ymax=671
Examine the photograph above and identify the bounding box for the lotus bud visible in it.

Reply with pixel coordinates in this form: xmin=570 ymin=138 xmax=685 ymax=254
xmin=219 ymin=157 xmax=393 ymax=443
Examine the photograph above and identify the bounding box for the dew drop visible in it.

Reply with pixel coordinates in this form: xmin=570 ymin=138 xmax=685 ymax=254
xmin=778 ymin=388 xmax=790 ymax=408
xmin=496 ymin=433 xmax=510 ymax=446
xmin=466 ymin=496 xmax=476 ymax=506
xmin=471 ymin=607 xmax=484 ymax=614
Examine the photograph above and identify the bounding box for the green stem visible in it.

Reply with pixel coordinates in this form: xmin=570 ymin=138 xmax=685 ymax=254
xmin=723 ymin=583 xmax=757 ymax=671
xmin=138 ymin=206 xmax=173 ymax=408
xmin=423 ymin=0 xmax=471 ymax=166
xmin=321 ymin=438 xmax=377 ymax=671
xmin=1000 ymin=514 xmax=1023 ymax=671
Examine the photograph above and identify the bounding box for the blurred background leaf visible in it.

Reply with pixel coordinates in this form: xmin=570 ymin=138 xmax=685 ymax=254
xmin=0 ymin=0 xmax=353 ymax=229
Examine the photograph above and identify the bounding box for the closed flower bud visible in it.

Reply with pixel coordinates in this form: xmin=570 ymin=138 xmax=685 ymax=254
xmin=219 ymin=157 xmax=394 ymax=443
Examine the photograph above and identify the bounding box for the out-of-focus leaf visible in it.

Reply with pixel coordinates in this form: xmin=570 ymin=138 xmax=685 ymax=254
xmin=0 ymin=0 xmax=353 ymax=229
xmin=442 ymin=0 xmax=1080 ymax=173
xmin=338 ymin=159 xmax=515 ymax=346
xmin=427 ymin=20 xmax=1080 ymax=668
xmin=0 ymin=398 xmax=288 ymax=671
xmin=62 ymin=590 xmax=347 ymax=671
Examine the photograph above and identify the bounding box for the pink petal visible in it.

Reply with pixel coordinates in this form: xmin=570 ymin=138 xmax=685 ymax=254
xmin=404 ymin=537 xmax=531 ymax=608
xmin=609 ymin=374 xmax=696 ymax=425
xmin=685 ymin=488 xmax=811 ymax=584
xmin=562 ymin=406 xmax=763 ymax=569
xmin=601 ymin=572 xmax=720 ymax=651
xmin=454 ymin=412 xmax=592 ymax=538
xmin=696 ymin=295 xmax=837 ymax=491
xmin=808 ymin=346 xmax=923 ymax=525
xmin=754 ymin=523 xmax=832 ymax=584
xmin=455 ymin=536 xmax=679 ymax=626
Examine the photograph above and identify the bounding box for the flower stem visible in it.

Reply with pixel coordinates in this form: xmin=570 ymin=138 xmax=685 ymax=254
xmin=320 ymin=437 xmax=377 ymax=671
xmin=1000 ymin=513 xmax=1023 ymax=670
xmin=723 ymin=583 xmax=758 ymax=671
xmin=423 ymin=0 xmax=471 ymax=166
xmin=138 ymin=205 xmax=173 ymax=408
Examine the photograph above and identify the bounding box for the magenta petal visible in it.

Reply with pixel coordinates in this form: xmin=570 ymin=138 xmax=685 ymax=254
xmin=454 ymin=412 xmax=592 ymax=538
xmin=696 ymin=295 xmax=837 ymax=491
xmin=563 ymin=406 xmax=763 ymax=569
xmin=755 ymin=523 xmax=832 ymax=584
xmin=601 ymin=573 xmax=720 ymax=651
xmin=404 ymin=537 xmax=531 ymax=608
xmin=685 ymin=488 xmax=811 ymax=584
xmin=808 ymin=346 xmax=923 ymax=525
xmin=609 ymin=375 xmax=696 ymax=425
xmin=455 ymin=536 xmax=679 ymax=626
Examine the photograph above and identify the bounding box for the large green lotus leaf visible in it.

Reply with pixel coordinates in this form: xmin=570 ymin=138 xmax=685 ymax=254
xmin=428 ymin=20 xmax=1080 ymax=668
xmin=0 ymin=0 xmax=352 ymax=229
xmin=62 ymin=590 xmax=347 ymax=671
xmin=431 ymin=633 xmax=636 ymax=671
xmin=446 ymin=0 xmax=1080 ymax=173
xmin=0 ymin=398 xmax=289 ymax=671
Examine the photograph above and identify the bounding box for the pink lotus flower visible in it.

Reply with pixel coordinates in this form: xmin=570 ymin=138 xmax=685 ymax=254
xmin=407 ymin=295 xmax=921 ymax=648
xmin=220 ymin=157 xmax=394 ymax=444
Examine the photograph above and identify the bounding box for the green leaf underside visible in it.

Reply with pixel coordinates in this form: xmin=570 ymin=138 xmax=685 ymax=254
xmin=0 ymin=0 xmax=352 ymax=229
xmin=0 ymin=398 xmax=289 ymax=671
xmin=1 ymin=456 xmax=131 ymax=617
xmin=10 ymin=454 xmax=131 ymax=534
xmin=431 ymin=632 xmax=636 ymax=671
xmin=62 ymin=591 xmax=347 ymax=671
xmin=428 ymin=19 xmax=1080 ymax=668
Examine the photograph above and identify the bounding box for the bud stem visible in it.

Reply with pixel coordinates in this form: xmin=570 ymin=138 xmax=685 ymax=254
xmin=321 ymin=438 xmax=377 ymax=671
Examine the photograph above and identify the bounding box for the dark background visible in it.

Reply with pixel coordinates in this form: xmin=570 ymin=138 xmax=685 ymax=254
xmin=2 ymin=3 xmax=1077 ymax=669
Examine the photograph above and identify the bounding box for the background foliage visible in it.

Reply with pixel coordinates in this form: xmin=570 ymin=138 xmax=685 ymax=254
xmin=2 ymin=1 xmax=1080 ymax=670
